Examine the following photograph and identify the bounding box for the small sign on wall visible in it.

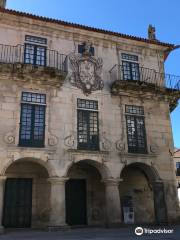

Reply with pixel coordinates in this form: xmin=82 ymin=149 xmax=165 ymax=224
xmin=122 ymin=196 xmax=134 ymax=224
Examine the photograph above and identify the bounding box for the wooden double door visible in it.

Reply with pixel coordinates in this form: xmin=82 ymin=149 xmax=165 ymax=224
xmin=3 ymin=178 xmax=32 ymax=228
xmin=65 ymin=179 xmax=87 ymax=226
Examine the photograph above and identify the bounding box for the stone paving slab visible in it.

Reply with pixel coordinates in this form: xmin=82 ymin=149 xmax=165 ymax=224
xmin=0 ymin=227 xmax=180 ymax=240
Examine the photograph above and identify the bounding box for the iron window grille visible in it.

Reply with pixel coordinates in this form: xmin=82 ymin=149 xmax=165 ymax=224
xmin=77 ymin=99 xmax=99 ymax=151
xmin=19 ymin=92 xmax=46 ymax=148
xmin=121 ymin=53 xmax=140 ymax=81
xmin=125 ymin=105 xmax=147 ymax=154
xmin=24 ymin=35 xmax=47 ymax=66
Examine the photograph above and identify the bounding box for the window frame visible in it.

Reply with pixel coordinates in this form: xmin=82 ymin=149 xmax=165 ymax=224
xmin=77 ymin=99 xmax=99 ymax=151
xmin=121 ymin=53 xmax=140 ymax=81
xmin=19 ymin=92 xmax=46 ymax=148
xmin=24 ymin=43 xmax=47 ymax=66
xmin=78 ymin=44 xmax=95 ymax=56
xmin=24 ymin=35 xmax=47 ymax=66
xmin=125 ymin=105 xmax=147 ymax=154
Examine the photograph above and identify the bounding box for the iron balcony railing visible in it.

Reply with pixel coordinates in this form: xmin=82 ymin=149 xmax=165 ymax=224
xmin=109 ymin=64 xmax=180 ymax=92
xmin=0 ymin=44 xmax=67 ymax=72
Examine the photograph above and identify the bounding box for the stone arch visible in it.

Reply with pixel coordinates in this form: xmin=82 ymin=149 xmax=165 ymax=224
xmin=64 ymin=159 xmax=112 ymax=226
xmin=1 ymin=157 xmax=56 ymax=177
xmin=2 ymin=157 xmax=54 ymax=228
xmin=119 ymin=162 xmax=162 ymax=224
xmin=120 ymin=162 xmax=161 ymax=183
xmin=65 ymin=159 xmax=112 ymax=180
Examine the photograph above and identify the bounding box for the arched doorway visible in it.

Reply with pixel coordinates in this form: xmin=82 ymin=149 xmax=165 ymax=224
xmin=65 ymin=160 xmax=107 ymax=226
xmin=2 ymin=159 xmax=51 ymax=228
xmin=120 ymin=163 xmax=167 ymax=224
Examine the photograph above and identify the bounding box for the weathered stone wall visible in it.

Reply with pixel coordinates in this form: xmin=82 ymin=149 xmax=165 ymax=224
xmin=0 ymin=10 xmax=179 ymax=226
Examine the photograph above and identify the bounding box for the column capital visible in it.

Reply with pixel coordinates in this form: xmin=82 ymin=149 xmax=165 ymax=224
xmin=0 ymin=176 xmax=6 ymax=183
xmin=102 ymin=178 xmax=123 ymax=186
xmin=47 ymin=177 xmax=69 ymax=184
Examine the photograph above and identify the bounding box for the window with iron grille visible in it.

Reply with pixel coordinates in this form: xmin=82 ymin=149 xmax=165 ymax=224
xmin=125 ymin=105 xmax=147 ymax=154
xmin=24 ymin=35 xmax=47 ymax=66
xmin=121 ymin=53 xmax=140 ymax=81
xmin=77 ymin=99 xmax=99 ymax=150
xmin=19 ymin=92 xmax=46 ymax=148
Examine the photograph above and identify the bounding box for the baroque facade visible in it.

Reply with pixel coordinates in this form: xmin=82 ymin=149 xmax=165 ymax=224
xmin=174 ymin=148 xmax=180 ymax=204
xmin=0 ymin=2 xmax=180 ymax=231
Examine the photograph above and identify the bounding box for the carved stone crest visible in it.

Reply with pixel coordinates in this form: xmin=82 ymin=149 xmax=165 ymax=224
xmin=69 ymin=42 xmax=103 ymax=95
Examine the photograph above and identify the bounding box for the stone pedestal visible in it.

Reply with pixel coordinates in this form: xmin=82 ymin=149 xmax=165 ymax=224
xmin=104 ymin=179 xmax=122 ymax=227
xmin=47 ymin=177 xmax=69 ymax=230
xmin=0 ymin=176 xmax=6 ymax=234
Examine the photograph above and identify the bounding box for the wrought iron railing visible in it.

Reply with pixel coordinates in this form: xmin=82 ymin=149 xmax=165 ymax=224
xmin=109 ymin=64 xmax=180 ymax=92
xmin=0 ymin=44 xmax=67 ymax=72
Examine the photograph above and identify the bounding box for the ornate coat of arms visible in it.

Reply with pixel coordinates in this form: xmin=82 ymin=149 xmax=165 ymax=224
xmin=69 ymin=42 xmax=103 ymax=95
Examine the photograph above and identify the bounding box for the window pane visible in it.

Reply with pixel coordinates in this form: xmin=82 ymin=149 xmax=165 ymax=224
xmin=36 ymin=46 xmax=46 ymax=66
xmin=126 ymin=114 xmax=147 ymax=154
xmin=131 ymin=62 xmax=140 ymax=80
xmin=33 ymin=105 xmax=45 ymax=141
xmin=22 ymin=92 xmax=46 ymax=104
xmin=77 ymin=110 xmax=99 ymax=150
xmin=125 ymin=105 xmax=144 ymax=115
xmin=25 ymin=35 xmax=47 ymax=45
xmin=20 ymin=104 xmax=32 ymax=140
xmin=122 ymin=53 xmax=138 ymax=61
xmin=122 ymin=61 xmax=131 ymax=80
xmin=78 ymin=110 xmax=88 ymax=144
xmin=77 ymin=99 xmax=98 ymax=110
xmin=24 ymin=44 xmax=35 ymax=64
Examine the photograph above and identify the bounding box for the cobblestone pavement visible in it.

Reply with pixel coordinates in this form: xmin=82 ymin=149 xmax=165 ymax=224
xmin=0 ymin=226 xmax=180 ymax=240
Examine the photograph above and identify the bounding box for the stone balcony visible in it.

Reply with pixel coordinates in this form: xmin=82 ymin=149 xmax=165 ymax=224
xmin=0 ymin=44 xmax=68 ymax=87
xmin=110 ymin=64 xmax=180 ymax=111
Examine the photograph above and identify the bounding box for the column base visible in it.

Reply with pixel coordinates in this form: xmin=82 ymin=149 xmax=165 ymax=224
xmin=47 ymin=225 xmax=70 ymax=231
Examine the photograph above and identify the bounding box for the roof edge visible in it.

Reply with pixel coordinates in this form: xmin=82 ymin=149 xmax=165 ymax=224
xmin=0 ymin=7 xmax=175 ymax=48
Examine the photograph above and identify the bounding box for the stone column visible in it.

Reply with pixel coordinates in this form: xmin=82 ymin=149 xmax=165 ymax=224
xmin=48 ymin=177 xmax=69 ymax=230
xmin=103 ymin=179 xmax=122 ymax=227
xmin=0 ymin=176 xmax=6 ymax=233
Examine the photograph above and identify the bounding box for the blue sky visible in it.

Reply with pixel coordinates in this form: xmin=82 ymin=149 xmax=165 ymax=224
xmin=7 ymin=0 xmax=180 ymax=147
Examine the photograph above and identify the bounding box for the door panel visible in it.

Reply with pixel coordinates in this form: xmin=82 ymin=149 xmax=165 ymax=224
xmin=65 ymin=179 xmax=87 ymax=225
xmin=3 ymin=178 xmax=32 ymax=228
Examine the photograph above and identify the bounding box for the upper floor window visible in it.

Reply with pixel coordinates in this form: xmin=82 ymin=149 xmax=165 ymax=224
xmin=176 ymin=162 xmax=180 ymax=176
xmin=19 ymin=92 xmax=46 ymax=148
xmin=77 ymin=99 xmax=99 ymax=151
xmin=78 ymin=44 xmax=95 ymax=56
xmin=24 ymin=35 xmax=47 ymax=66
xmin=121 ymin=53 xmax=140 ymax=81
xmin=125 ymin=105 xmax=147 ymax=154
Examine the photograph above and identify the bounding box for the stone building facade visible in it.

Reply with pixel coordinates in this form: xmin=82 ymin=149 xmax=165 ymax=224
xmin=174 ymin=148 xmax=180 ymax=204
xmin=0 ymin=2 xmax=180 ymax=231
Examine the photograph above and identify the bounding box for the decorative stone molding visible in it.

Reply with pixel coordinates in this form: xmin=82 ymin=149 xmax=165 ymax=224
xmin=69 ymin=42 xmax=103 ymax=95
xmin=115 ymin=140 xmax=126 ymax=153
xmin=102 ymin=178 xmax=122 ymax=186
xmin=47 ymin=177 xmax=69 ymax=184
xmin=100 ymin=132 xmax=112 ymax=151
xmin=48 ymin=133 xmax=59 ymax=147
xmin=4 ymin=130 xmax=16 ymax=145
xmin=150 ymin=143 xmax=159 ymax=154
xmin=0 ymin=176 xmax=7 ymax=182
xmin=0 ymin=63 xmax=67 ymax=88
xmin=64 ymin=134 xmax=75 ymax=148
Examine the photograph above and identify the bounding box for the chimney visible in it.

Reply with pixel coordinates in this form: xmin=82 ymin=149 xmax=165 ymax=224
xmin=0 ymin=0 xmax=6 ymax=8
